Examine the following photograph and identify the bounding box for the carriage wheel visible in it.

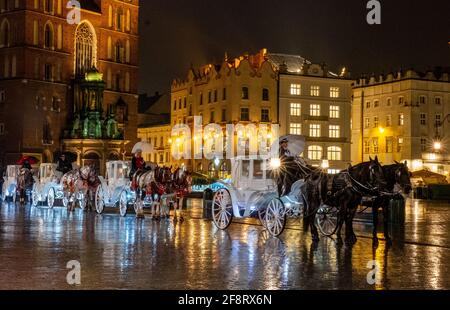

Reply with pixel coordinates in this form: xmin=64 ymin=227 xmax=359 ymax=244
xmin=1 ymin=183 xmax=6 ymax=201
xmin=47 ymin=188 xmax=55 ymax=209
xmin=212 ymin=189 xmax=233 ymax=230
xmin=62 ymin=194 xmax=69 ymax=209
xmin=315 ymin=205 xmax=339 ymax=237
xmin=95 ymin=186 xmax=105 ymax=215
xmin=265 ymin=198 xmax=287 ymax=237
xmin=119 ymin=191 xmax=128 ymax=217
xmin=78 ymin=192 xmax=87 ymax=211
xmin=31 ymin=186 xmax=39 ymax=207
xmin=258 ymin=207 xmax=268 ymax=228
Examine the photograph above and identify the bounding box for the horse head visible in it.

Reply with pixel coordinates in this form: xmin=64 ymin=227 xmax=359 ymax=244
xmin=393 ymin=161 xmax=412 ymax=195
xmin=367 ymin=156 xmax=387 ymax=191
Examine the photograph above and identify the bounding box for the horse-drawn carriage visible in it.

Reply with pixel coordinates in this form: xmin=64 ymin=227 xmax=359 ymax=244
xmin=211 ymin=156 xmax=309 ymax=237
xmin=1 ymin=165 xmax=20 ymax=203
xmin=31 ymin=163 xmax=66 ymax=208
xmin=95 ymin=161 xmax=136 ymax=217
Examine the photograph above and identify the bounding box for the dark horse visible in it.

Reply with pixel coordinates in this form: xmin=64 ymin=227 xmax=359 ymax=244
xmin=274 ymin=156 xmax=315 ymax=197
xmin=302 ymin=157 xmax=387 ymax=246
xmin=17 ymin=168 xmax=34 ymax=204
xmin=371 ymin=161 xmax=412 ymax=247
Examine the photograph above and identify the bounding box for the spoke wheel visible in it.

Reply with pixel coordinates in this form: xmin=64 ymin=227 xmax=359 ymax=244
xmin=62 ymin=194 xmax=69 ymax=209
xmin=265 ymin=198 xmax=287 ymax=237
xmin=31 ymin=185 xmax=39 ymax=207
xmin=315 ymin=205 xmax=339 ymax=237
xmin=1 ymin=183 xmax=6 ymax=201
xmin=212 ymin=189 xmax=233 ymax=230
xmin=119 ymin=191 xmax=128 ymax=217
xmin=258 ymin=206 xmax=267 ymax=228
xmin=95 ymin=186 xmax=105 ymax=214
xmin=78 ymin=191 xmax=87 ymax=211
xmin=47 ymin=188 xmax=55 ymax=209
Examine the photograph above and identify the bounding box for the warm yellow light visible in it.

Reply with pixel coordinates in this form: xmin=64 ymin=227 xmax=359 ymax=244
xmin=378 ymin=127 xmax=385 ymax=134
xmin=270 ymin=158 xmax=281 ymax=169
xmin=434 ymin=141 xmax=442 ymax=151
xmin=168 ymin=138 xmax=173 ymax=144
xmin=266 ymin=133 xmax=272 ymax=140
xmin=321 ymin=160 xmax=330 ymax=169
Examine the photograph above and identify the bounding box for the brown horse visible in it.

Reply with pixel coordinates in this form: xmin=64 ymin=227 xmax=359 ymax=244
xmin=17 ymin=168 xmax=34 ymax=204
xmin=61 ymin=165 xmax=99 ymax=212
xmin=168 ymin=168 xmax=193 ymax=222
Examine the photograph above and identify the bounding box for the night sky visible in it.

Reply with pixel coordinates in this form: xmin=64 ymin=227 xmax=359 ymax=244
xmin=138 ymin=0 xmax=450 ymax=95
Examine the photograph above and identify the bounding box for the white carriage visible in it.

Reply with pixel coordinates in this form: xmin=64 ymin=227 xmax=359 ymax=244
xmin=212 ymin=156 xmax=307 ymax=237
xmin=31 ymin=163 xmax=65 ymax=208
xmin=95 ymin=161 xmax=136 ymax=217
xmin=1 ymin=165 xmax=20 ymax=202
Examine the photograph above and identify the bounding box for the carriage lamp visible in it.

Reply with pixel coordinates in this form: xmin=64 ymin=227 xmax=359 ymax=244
xmin=270 ymin=158 xmax=281 ymax=169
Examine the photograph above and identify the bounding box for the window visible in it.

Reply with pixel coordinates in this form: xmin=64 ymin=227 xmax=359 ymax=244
xmin=0 ymin=89 xmax=5 ymax=102
xmin=173 ymin=100 xmax=177 ymax=111
xmin=0 ymin=122 xmax=4 ymax=135
xmin=387 ymin=98 xmax=392 ymax=107
xmin=310 ymin=124 xmax=321 ymax=137
xmin=386 ymin=137 xmax=393 ymax=153
xmin=328 ymin=146 xmax=342 ymax=161
xmin=399 ymin=96 xmax=404 ymax=105
xmin=329 ymin=125 xmax=340 ymax=138
xmin=75 ymin=22 xmax=96 ymax=76
xmin=386 ymin=115 xmax=392 ymax=127
xmin=435 ymin=97 xmax=442 ymax=105
xmin=364 ymin=140 xmax=370 ymax=154
xmin=372 ymin=138 xmax=379 ymax=154
xmin=330 ymin=105 xmax=340 ymax=119
xmin=290 ymin=84 xmax=301 ymax=95
xmin=210 ymin=111 xmax=215 ymax=123
xmin=261 ymin=109 xmax=270 ymax=122
xmin=310 ymin=85 xmax=320 ymax=97
xmin=366 ymin=101 xmax=371 ymax=109
xmin=290 ymin=123 xmax=302 ymax=135
xmin=242 ymin=87 xmax=249 ymax=100
xmin=398 ymin=114 xmax=404 ymax=126
xmin=183 ymin=97 xmax=187 ymax=108
xmin=364 ymin=117 xmax=370 ymax=129
xmin=308 ymin=146 xmax=323 ymax=160
xmin=420 ymin=113 xmax=427 ymax=126
xmin=199 ymin=92 xmax=203 ymax=105
xmin=44 ymin=22 xmax=54 ymax=49
xmin=178 ymin=99 xmax=182 ymax=110
xmin=221 ymin=109 xmax=226 ymax=122
xmin=240 ymin=108 xmax=249 ymax=121
xmin=290 ymin=103 xmax=301 ymax=116
xmin=419 ymin=96 xmax=426 ymax=104
xmin=160 ymin=137 xmax=164 ymax=147
xmin=214 ymin=90 xmax=218 ymax=102
xmin=330 ymin=87 xmax=340 ymax=98
xmin=397 ymin=137 xmax=404 ymax=153
xmin=44 ymin=64 xmax=53 ymax=81
xmin=374 ymin=116 xmax=379 ymax=128
xmin=44 ymin=0 xmax=54 ymax=13
xmin=310 ymin=104 xmax=320 ymax=116
xmin=374 ymin=100 xmax=379 ymax=108
xmin=208 ymin=91 xmax=211 ymax=103
xmin=51 ymin=96 xmax=60 ymax=112
xmin=421 ymin=138 xmax=427 ymax=152
xmin=436 ymin=114 xmax=442 ymax=126
xmin=262 ymin=88 xmax=269 ymax=101
xmin=222 ymin=88 xmax=227 ymax=101
xmin=328 ymin=169 xmax=340 ymax=175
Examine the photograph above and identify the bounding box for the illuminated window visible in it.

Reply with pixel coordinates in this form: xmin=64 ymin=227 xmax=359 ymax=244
xmin=310 ymin=85 xmax=320 ymax=97
xmin=386 ymin=137 xmax=393 ymax=153
xmin=290 ymin=84 xmax=301 ymax=95
xmin=308 ymin=146 xmax=323 ymax=160
xmin=421 ymin=138 xmax=427 ymax=152
xmin=310 ymin=104 xmax=320 ymax=116
xmin=310 ymin=124 xmax=321 ymax=137
xmin=329 ymin=125 xmax=340 ymax=138
xmin=364 ymin=140 xmax=370 ymax=153
xmin=240 ymin=108 xmax=249 ymax=121
xmin=261 ymin=109 xmax=270 ymax=122
xmin=328 ymin=169 xmax=340 ymax=175
xmin=364 ymin=117 xmax=370 ymax=129
xmin=372 ymin=138 xmax=379 ymax=154
xmin=328 ymin=146 xmax=342 ymax=161
xmin=398 ymin=114 xmax=404 ymax=126
xmin=397 ymin=137 xmax=404 ymax=152
xmin=420 ymin=113 xmax=427 ymax=126
xmin=330 ymin=87 xmax=340 ymax=98
xmin=386 ymin=115 xmax=392 ymax=127
xmin=374 ymin=116 xmax=379 ymax=128
xmin=290 ymin=123 xmax=302 ymax=135
xmin=290 ymin=103 xmax=301 ymax=116
xmin=330 ymin=105 xmax=340 ymax=118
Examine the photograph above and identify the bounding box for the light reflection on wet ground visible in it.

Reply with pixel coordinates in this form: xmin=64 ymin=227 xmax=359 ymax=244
xmin=0 ymin=199 xmax=450 ymax=290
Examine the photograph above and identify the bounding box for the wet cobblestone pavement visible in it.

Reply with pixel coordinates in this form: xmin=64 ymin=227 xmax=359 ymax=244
xmin=1 ymin=199 xmax=450 ymax=290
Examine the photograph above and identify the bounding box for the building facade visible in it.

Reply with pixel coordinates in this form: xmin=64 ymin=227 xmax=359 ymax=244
xmin=270 ymin=55 xmax=353 ymax=172
xmin=0 ymin=0 xmax=139 ymax=173
xmin=351 ymin=68 xmax=450 ymax=175
xmin=170 ymin=49 xmax=278 ymax=177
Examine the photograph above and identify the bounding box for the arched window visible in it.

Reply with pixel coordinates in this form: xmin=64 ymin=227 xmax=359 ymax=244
xmin=115 ymin=41 xmax=123 ymax=63
xmin=327 ymin=146 xmax=342 ymax=161
xmin=0 ymin=18 xmax=10 ymax=47
xmin=308 ymin=145 xmax=323 ymax=161
xmin=108 ymin=5 xmax=113 ymax=27
xmin=74 ymin=22 xmax=97 ymax=76
xmin=125 ymin=39 xmax=130 ymax=63
xmin=107 ymin=36 xmax=112 ymax=59
xmin=57 ymin=24 xmax=62 ymax=49
xmin=116 ymin=8 xmax=123 ymax=31
xmin=44 ymin=0 xmax=54 ymax=13
xmin=44 ymin=22 xmax=54 ymax=49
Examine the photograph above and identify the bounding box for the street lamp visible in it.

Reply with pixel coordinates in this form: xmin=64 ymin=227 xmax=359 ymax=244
xmin=434 ymin=114 xmax=450 ymax=152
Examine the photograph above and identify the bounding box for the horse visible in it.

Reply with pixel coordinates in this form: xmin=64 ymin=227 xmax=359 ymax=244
xmin=61 ymin=165 xmax=99 ymax=212
xmin=302 ymin=156 xmax=387 ymax=246
xmin=169 ymin=168 xmax=193 ymax=222
xmin=274 ymin=156 xmax=315 ymax=197
xmin=17 ymin=168 xmax=34 ymax=204
xmin=371 ymin=161 xmax=412 ymax=247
